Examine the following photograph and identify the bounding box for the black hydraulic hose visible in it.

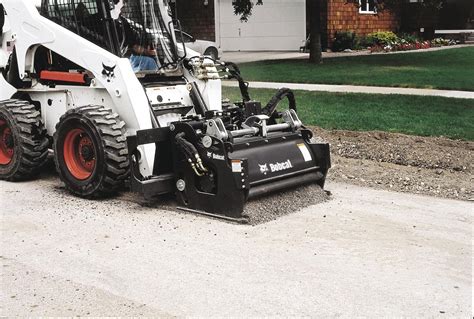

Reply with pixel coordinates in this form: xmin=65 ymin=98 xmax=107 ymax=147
xmin=181 ymin=137 xmax=199 ymax=158
xmin=185 ymin=56 xmax=251 ymax=102
xmin=224 ymin=62 xmax=251 ymax=102
xmin=262 ymin=88 xmax=297 ymax=117
xmin=189 ymin=82 xmax=208 ymax=117
xmin=175 ymin=133 xmax=195 ymax=159
xmin=224 ymin=61 xmax=242 ymax=74
xmin=175 ymin=133 xmax=208 ymax=176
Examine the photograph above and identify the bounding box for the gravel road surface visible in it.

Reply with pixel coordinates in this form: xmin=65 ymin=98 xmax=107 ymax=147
xmin=0 ymin=174 xmax=472 ymax=317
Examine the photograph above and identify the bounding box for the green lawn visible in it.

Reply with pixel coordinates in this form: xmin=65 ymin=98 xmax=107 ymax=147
xmin=222 ymin=87 xmax=474 ymax=140
xmin=237 ymin=47 xmax=474 ymax=91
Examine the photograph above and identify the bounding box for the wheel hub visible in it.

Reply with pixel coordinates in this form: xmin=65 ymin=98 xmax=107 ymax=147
xmin=4 ymin=132 xmax=13 ymax=149
xmin=63 ymin=128 xmax=96 ymax=180
xmin=79 ymin=139 xmax=94 ymax=161
xmin=0 ymin=118 xmax=14 ymax=165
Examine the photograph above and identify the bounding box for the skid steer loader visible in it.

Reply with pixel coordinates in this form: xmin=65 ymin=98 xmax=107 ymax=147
xmin=0 ymin=0 xmax=330 ymax=222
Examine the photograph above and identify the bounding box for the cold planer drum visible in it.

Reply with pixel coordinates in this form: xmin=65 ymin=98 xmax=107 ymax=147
xmin=127 ymin=99 xmax=331 ymax=223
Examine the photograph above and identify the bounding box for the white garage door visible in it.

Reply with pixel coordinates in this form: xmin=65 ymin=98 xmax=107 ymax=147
xmin=218 ymin=0 xmax=306 ymax=51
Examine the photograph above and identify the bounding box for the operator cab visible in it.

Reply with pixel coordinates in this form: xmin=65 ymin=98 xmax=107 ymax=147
xmin=36 ymin=0 xmax=184 ymax=83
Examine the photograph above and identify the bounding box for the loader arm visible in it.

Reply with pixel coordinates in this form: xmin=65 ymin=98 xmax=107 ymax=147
xmin=0 ymin=0 xmax=157 ymax=175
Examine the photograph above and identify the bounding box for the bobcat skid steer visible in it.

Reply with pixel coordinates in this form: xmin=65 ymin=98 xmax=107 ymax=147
xmin=0 ymin=0 xmax=330 ymax=222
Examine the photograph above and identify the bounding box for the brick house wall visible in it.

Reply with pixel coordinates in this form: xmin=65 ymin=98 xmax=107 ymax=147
xmin=326 ymin=0 xmax=399 ymax=48
xmin=174 ymin=0 xmax=216 ymax=41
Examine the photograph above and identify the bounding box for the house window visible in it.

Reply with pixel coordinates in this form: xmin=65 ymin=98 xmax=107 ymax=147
xmin=359 ymin=0 xmax=376 ymax=14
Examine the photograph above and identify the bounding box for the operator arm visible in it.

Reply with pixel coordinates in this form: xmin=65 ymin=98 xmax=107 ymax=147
xmin=131 ymin=44 xmax=156 ymax=57
xmin=119 ymin=17 xmax=157 ymax=58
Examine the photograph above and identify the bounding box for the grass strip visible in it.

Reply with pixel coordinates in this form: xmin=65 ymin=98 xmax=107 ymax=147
xmin=222 ymin=87 xmax=474 ymax=140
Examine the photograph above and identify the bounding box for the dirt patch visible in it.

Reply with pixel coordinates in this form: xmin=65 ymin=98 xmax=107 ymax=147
xmin=311 ymin=128 xmax=473 ymax=201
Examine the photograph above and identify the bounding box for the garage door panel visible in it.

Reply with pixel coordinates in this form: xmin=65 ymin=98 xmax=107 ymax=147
xmin=281 ymin=6 xmax=306 ymax=21
xmin=221 ymin=36 xmax=304 ymax=51
xmin=219 ymin=0 xmax=306 ymax=51
xmin=237 ymin=22 xmax=304 ymax=37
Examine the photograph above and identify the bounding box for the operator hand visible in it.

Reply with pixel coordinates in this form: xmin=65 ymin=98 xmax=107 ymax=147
xmin=132 ymin=45 xmax=157 ymax=57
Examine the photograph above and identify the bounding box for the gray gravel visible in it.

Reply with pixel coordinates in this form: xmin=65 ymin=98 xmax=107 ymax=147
xmin=311 ymin=127 xmax=474 ymax=200
xmin=244 ymin=184 xmax=330 ymax=225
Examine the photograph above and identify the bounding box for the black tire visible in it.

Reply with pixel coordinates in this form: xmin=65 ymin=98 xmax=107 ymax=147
xmin=204 ymin=47 xmax=219 ymax=60
xmin=0 ymin=99 xmax=49 ymax=180
xmin=53 ymin=105 xmax=130 ymax=197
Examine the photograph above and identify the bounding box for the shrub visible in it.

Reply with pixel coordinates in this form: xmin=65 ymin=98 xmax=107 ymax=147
xmin=355 ymin=35 xmax=370 ymax=49
xmin=431 ymin=37 xmax=456 ymax=46
xmin=332 ymin=31 xmax=356 ymax=52
xmin=398 ymin=33 xmax=421 ymax=44
xmin=366 ymin=31 xmax=399 ymax=46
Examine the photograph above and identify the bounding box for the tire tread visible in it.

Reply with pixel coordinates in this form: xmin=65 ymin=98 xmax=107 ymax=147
xmin=54 ymin=105 xmax=130 ymax=197
xmin=0 ymin=99 xmax=49 ymax=181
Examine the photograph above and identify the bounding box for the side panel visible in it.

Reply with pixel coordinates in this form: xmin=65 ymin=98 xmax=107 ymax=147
xmin=0 ymin=9 xmax=16 ymax=99
xmin=22 ymin=86 xmax=115 ymax=135
xmin=0 ymin=73 xmax=16 ymax=99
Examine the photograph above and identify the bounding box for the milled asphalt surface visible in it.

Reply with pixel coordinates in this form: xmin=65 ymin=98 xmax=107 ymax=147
xmin=1 ymin=173 xmax=472 ymax=316
xmin=223 ymin=81 xmax=474 ymax=99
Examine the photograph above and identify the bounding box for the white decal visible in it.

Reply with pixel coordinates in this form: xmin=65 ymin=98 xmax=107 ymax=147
xmin=297 ymin=143 xmax=313 ymax=162
xmin=207 ymin=152 xmax=225 ymax=161
xmin=259 ymin=160 xmax=293 ymax=175
xmin=259 ymin=164 xmax=269 ymax=175
xmin=232 ymin=160 xmax=242 ymax=173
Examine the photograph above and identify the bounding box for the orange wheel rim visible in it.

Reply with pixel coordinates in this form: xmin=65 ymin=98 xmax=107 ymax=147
xmin=63 ymin=128 xmax=96 ymax=180
xmin=0 ymin=118 xmax=14 ymax=165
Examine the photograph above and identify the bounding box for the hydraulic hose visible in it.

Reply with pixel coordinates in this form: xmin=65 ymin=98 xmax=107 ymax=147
xmin=175 ymin=133 xmax=208 ymax=176
xmin=224 ymin=62 xmax=251 ymax=102
xmin=175 ymin=133 xmax=195 ymax=159
xmin=186 ymin=56 xmax=251 ymax=102
xmin=188 ymin=82 xmax=208 ymax=117
xmin=262 ymin=88 xmax=297 ymax=117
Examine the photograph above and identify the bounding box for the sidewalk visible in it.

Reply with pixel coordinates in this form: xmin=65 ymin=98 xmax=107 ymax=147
xmin=222 ymin=81 xmax=474 ymax=99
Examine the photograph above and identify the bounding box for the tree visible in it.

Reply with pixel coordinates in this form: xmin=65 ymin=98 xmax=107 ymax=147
xmin=308 ymin=0 xmax=322 ymax=64
xmin=232 ymin=0 xmax=445 ymax=64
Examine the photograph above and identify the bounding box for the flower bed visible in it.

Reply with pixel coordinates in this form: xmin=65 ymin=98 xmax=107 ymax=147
xmin=368 ymin=36 xmax=458 ymax=53
xmin=331 ymin=30 xmax=460 ymax=53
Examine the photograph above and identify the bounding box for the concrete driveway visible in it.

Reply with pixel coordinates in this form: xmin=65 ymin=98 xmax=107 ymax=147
xmin=0 ymin=174 xmax=472 ymax=317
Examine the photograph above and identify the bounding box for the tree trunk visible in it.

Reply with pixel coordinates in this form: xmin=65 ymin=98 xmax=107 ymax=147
xmin=308 ymin=0 xmax=323 ymax=64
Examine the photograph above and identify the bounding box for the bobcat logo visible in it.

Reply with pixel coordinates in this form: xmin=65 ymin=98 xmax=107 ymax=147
xmin=102 ymin=63 xmax=116 ymax=82
xmin=259 ymin=164 xmax=269 ymax=175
